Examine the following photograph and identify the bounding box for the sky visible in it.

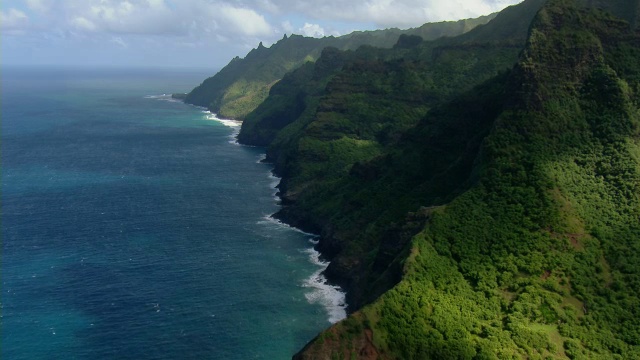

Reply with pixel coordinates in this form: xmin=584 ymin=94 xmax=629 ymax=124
xmin=1 ymin=0 xmax=523 ymax=70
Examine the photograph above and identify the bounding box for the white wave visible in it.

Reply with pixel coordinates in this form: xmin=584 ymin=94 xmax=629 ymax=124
xmin=144 ymin=94 xmax=168 ymax=99
xmin=302 ymin=248 xmax=347 ymax=323
xmin=268 ymin=172 xmax=280 ymax=190
xmin=218 ymin=119 xmax=243 ymax=128
xmin=202 ymin=112 xmax=242 ymax=128
xmin=256 ymin=154 xmax=267 ymax=163
xmin=201 ymin=112 xmax=243 ymax=144
xmin=197 ymin=111 xmax=242 ymax=146
xmin=144 ymin=94 xmax=182 ymax=103
xmin=257 ymin=215 xmax=318 ymax=237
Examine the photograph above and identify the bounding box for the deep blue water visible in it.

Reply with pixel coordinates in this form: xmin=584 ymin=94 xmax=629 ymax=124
xmin=1 ymin=67 xmax=345 ymax=359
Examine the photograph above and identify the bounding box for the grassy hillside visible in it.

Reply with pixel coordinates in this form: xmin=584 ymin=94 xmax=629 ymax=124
xmin=183 ymin=15 xmax=496 ymax=119
xmin=287 ymin=0 xmax=640 ymax=358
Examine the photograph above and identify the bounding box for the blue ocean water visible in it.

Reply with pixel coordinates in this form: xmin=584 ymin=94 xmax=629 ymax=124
xmin=1 ymin=67 xmax=345 ymax=359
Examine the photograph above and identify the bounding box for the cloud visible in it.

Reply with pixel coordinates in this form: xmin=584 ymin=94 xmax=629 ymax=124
xmin=64 ymin=0 xmax=183 ymax=35
xmin=2 ymin=0 xmax=524 ymax=68
xmin=1 ymin=8 xmax=29 ymax=30
xmin=218 ymin=4 xmax=272 ymax=36
xmin=71 ymin=16 xmax=97 ymax=31
xmin=24 ymin=0 xmax=274 ymax=39
xmin=299 ymin=23 xmax=325 ymax=38
xmin=286 ymin=0 xmax=523 ymax=28
xmin=4 ymin=0 xmax=522 ymax=40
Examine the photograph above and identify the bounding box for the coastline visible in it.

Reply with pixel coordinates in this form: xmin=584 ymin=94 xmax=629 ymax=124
xmin=200 ymin=110 xmax=349 ymax=325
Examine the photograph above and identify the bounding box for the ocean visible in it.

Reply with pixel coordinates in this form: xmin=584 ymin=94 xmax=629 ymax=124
xmin=1 ymin=67 xmax=345 ymax=359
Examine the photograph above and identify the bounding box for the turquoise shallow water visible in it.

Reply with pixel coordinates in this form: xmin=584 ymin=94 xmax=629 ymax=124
xmin=1 ymin=67 xmax=344 ymax=359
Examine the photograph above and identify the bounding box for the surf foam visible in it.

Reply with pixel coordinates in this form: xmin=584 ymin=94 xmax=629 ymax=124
xmin=144 ymin=94 xmax=183 ymax=103
xmin=201 ymin=111 xmax=242 ymax=144
xmin=259 ymin=215 xmax=317 ymax=237
xmin=202 ymin=111 xmax=242 ymax=128
xmin=258 ymin=214 xmax=348 ymax=323
xmin=302 ymin=248 xmax=347 ymax=323
xmin=267 ymin=172 xmax=280 ymax=197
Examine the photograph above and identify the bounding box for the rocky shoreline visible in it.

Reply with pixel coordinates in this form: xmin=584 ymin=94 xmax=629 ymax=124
xmin=260 ymin=155 xmax=359 ymax=312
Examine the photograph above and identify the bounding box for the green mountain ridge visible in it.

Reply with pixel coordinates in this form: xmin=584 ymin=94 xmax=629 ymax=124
xmin=185 ymin=0 xmax=640 ymax=358
xmin=258 ymin=1 xmax=637 ymax=358
xmin=238 ymin=0 xmax=550 ymax=314
xmin=183 ymin=14 xmax=496 ymax=119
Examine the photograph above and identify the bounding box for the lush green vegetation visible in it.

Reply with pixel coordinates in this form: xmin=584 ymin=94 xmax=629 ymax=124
xmin=221 ymin=0 xmax=640 ymax=358
xmin=183 ymin=16 xmax=498 ymax=119
xmin=239 ymin=0 xmax=546 ymax=312
xmin=283 ymin=1 xmax=640 ymax=359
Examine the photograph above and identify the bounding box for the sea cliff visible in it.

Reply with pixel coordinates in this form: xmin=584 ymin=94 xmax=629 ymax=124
xmin=187 ymin=0 xmax=640 ymax=358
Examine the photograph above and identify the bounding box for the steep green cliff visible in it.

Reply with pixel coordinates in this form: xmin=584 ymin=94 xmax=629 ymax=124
xmin=239 ymin=0 xmax=548 ymax=312
xmin=231 ymin=0 xmax=640 ymax=358
xmin=276 ymin=1 xmax=640 ymax=359
xmin=183 ymin=15 xmax=496 ymax=119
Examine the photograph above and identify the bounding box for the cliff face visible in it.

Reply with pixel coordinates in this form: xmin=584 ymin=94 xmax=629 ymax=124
xmin=287 ymin=1 xmax=640 ymax=358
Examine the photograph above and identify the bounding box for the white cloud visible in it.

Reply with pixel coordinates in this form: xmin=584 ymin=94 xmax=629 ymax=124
xmin=299 ymin=23 xmax=325 ymax=38
xmin=218 ymin=5 xmax=272 ymax=36
xmin=32 ymin=0 xmax=275 ymax=39
xmin=71 ymin=16 xmax=97 ymax=31
xmin=1 ymin=8 xmax=29 ymax=30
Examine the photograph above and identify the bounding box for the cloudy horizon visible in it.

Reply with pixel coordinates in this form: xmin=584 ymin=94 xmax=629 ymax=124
xmin=2 ymin=0 xmax=523 ymax=69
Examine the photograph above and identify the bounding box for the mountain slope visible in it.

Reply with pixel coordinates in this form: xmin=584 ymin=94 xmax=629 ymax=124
xmin=291 ymin=0 xmax=640 ymax=358
xmin=182 ymin=15 xmax=496 ymax=119
xmin=237 ymin=0 xmax=548 ymax=313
